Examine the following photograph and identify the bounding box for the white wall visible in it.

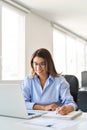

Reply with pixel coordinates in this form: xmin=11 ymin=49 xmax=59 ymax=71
xmin=25 ymin=12 xmax=53 ymax=74
xmin=0 ymin=5 xmax=2 ymax=79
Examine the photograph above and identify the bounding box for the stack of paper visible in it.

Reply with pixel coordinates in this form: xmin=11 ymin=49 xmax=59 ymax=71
xmin=42 ymin=110 xmax=82 ymax=120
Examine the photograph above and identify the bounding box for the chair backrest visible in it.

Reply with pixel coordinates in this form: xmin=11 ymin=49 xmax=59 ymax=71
xmin=64 ymin=75 xmax=79 ymax=103
xmin=81 ymin=71 xmax=87 ymax=87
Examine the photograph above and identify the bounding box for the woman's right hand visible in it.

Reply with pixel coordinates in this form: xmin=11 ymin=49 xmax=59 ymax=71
xmin=44 ymin=104 xmax=58 ymax=111
xmin=33 ymin=103 xmax=58 ymax=111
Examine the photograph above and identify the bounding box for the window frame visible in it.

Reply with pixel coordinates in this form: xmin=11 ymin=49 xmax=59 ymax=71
xmin=0 ymin=1 xmax=27 ymax=82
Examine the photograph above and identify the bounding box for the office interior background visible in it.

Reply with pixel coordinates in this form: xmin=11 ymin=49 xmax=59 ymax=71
xmin=0 ymin=0 xmax=87 ymax=87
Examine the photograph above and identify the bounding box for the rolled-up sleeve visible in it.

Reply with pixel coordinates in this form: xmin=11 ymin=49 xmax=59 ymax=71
xmin=21 ymin=76 xmax=35 ymax=110
xmin=59 ymin=78 xmax=78 ymax=110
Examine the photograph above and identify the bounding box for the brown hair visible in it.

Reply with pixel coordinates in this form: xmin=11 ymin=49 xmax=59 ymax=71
xmin=30 ymin=48 xmax=61 ymax=77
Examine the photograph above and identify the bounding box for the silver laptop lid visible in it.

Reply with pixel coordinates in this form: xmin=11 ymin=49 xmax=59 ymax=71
xmin=0 ymin=84 xmax=30 ymax=118
xmin=0 ymin=84 xmax=46 ymax=119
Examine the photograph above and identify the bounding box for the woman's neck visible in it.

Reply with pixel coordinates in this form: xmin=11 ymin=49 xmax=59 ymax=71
xmin=39 ymin=74 xmax=48 ymax=89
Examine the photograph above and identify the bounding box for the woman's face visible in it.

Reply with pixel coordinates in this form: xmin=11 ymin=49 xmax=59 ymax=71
xmin=33 ymin=56 xmax=48 ymax=77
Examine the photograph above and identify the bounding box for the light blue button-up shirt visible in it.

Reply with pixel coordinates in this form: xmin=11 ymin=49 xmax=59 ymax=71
xmin=22 ymin=74 xmax=77 ymax=110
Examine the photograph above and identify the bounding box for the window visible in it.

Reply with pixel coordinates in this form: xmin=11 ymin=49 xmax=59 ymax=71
xmin=66 ymin=36 xmax=77 ymax=74
xmin=53 ymin=28 xmax=87 ymax=86
xmin=53 ymin=29 xmax=66 ymax=73
xmin=0 ymin=3 xmax=25 ymax=80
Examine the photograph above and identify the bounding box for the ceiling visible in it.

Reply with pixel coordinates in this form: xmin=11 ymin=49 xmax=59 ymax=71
xmin=15 ymin=0 xmax=87 ymax=41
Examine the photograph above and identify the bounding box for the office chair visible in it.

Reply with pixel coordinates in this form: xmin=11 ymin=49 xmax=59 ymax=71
xmin=64 ymin=75 xmax=79 ymax=103
xmin=81 ymin=71 xmax=87 ymax=87
xmin=78 ymin=90 xmax=87 ymax=112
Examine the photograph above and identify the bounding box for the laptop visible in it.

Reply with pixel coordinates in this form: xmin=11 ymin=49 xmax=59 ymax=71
xmin=0 ymin=84 xmax=46 ymax=119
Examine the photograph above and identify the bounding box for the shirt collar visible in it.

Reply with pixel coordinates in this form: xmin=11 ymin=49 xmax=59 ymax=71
xmin=34 ymin=74 xmax=54 ymax=81
xmin=48 ymin=74 xmax=54 ymax=81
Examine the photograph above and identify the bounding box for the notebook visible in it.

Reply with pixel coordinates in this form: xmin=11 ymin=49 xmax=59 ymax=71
xmin=0 ymin=84 xmax=46 ymax=119
xmin=42 ymin=110 xmax=82 ymax=120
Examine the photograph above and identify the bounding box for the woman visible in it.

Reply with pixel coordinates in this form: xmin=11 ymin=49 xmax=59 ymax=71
xmin=22 ymin=48 xmax=77 ymax=115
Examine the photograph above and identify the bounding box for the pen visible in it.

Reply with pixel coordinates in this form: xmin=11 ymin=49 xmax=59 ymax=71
xmin=56 ymin=107 xmax=61 ymax=114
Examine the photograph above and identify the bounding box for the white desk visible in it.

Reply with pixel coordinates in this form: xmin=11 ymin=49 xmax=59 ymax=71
xmin=0 ymin=112 xmax=87 ymax=130
xmin=0 ymin=116 xmax=48 ymax=130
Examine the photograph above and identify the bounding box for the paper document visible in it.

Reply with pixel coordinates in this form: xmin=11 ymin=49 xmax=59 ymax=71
xmin=42 ymin=110 xmax=82 ymax=120
xmin=20 ymin=114 xmax=84 ymax=129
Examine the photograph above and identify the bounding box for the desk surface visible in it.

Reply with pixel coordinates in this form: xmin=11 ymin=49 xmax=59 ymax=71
xmin=0 ymin=112 xmax=87 ymax=130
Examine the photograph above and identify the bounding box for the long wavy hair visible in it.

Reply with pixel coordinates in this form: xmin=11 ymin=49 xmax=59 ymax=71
xmin=30 ymin=48 xmax=61 ymax=77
